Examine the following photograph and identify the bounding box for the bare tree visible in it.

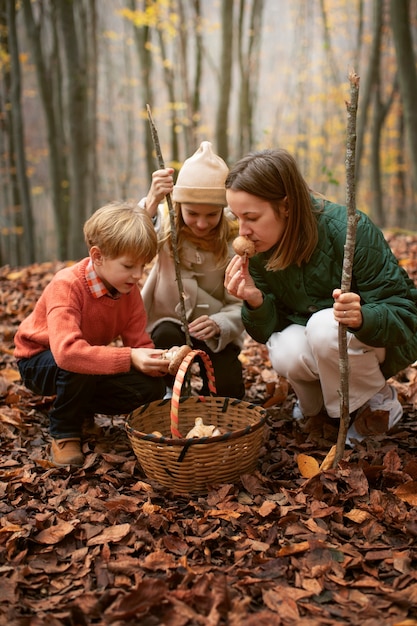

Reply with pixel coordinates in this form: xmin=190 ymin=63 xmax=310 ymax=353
xmin=0 ymin=0 xmax=21 ymax=265
xmin=129 ymin=0 xmax=156 ymax=182
xmin=355 ymin=0 xmax=383 ymax=186
xmin=369 ymin=76 xmax=398 ymax=227
xmin=156 ymin=9 xmax=180 ymax=165
xmin=216 ymin=0 xmax=234 ymax=161
xmin=393 ymin=110 xmax=407 ymax=228
xmin=6 ymin=0 xmax=35 ymax=264
xmin=177 ymin=0 xmax=203 ymax=155
xmin=21 ymin=0 xmax=70 ymax=259
xmin=56 ymin=0 xmax=98 ymax=258
xmin=237 ymin=0 xmax=264 ymax=156
xmin=390 ymin=0 xmax=417 ymax=219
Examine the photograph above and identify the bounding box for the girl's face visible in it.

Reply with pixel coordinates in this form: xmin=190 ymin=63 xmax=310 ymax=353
xmin=181 ymin=203 xmax=223 ymax=237
xmin=226 ymin=190 xmax=288 ymax=254
xmin=91 ymin=247 xmax=144 ymax=294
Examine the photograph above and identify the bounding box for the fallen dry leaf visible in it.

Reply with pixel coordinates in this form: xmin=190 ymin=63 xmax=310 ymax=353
xmin=34 ymin=520 xmax=79 ymax=544
xmin=319 ymin=444 xmax=337 ymax=471
xmin=86 ymin=522 xmax=131 ymax=546
xmin=344 ymin=508 xmax=372 ymax=524
xmin=394 ymin=481 xmax=417 ymax=506
xmin=297 ymin=453 xmax=320 ymax=478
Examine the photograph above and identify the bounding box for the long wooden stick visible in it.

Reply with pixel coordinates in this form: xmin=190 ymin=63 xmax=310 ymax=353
xmin=146 ymin=105 xmax=192 ymax=347
xmin=333 ymin=71 xmax=360 ymax=466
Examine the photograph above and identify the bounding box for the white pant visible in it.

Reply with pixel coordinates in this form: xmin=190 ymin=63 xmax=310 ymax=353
xmin=266 ymin=308 xmax=386 ymax=417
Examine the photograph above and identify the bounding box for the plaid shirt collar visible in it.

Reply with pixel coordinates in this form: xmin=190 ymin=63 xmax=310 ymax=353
xmin=85 ymin=259 xmax=120 ymax=299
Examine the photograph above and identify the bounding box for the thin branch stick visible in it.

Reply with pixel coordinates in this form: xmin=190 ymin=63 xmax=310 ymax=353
xmin=146 ymin=105 xmax=192 ymax=348
xmin=333 ymin=71 xmax=360 ymax=466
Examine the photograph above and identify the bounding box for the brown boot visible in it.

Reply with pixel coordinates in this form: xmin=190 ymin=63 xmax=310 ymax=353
xmin=51 ymin=438 xmax=84 ymax=467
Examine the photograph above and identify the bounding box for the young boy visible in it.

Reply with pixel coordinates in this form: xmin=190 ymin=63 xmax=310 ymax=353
xmin=14 ymin=201 xmax=170 ymax=467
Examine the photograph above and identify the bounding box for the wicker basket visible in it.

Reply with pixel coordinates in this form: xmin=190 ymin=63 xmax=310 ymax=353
xmin=126 ymin=349 xmax=267 ymax=494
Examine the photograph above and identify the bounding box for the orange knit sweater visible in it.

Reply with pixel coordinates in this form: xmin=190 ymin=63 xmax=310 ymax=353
xmin=13 ymin=258 xmax=154 ymax=375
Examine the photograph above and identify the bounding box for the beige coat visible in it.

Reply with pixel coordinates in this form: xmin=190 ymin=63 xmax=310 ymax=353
xmin=141 ymin=239 xmax=244 ymax=353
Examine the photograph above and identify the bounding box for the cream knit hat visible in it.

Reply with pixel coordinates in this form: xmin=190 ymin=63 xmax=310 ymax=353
xmin=172 ymin=141 xmax=228 ymax=206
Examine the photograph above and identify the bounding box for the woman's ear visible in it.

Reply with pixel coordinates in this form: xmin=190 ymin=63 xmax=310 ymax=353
xmin=90 ymin=246 xmax=103 ymax=265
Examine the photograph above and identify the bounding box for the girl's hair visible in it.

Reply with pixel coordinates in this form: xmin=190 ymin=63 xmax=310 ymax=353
xmin=159 ymin=202 xmax=238 ymax=268
xmin=84 ymin=201 xmax=157 ymax=263
xmin=225 ymin=148 xmax=319 ymax=270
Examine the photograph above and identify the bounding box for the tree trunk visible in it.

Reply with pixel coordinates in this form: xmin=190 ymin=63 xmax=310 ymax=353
xmin=85 ymin=0 xmax=98 ymax=216
xmin=355 ymin=0 xmax=383 ymax=186
xmin=237 ymin=0 xmax=264 ymax=156
xmin=56 ymin=0 xmax=92 ymax=259
xmin=6 ymin=0 xmax=35 ymax=264
xmin=0 ymin=0 xmax=20 ymax=265
xmin=129 ymin=0 xmax=155 ymax=182
xmin=177 ymin=0 xmax=203 ymax=155
xmin=216 ymin=0 xmax=234 ymax=161
xmin=393 ymin=110 xmax=407 ymax=228
xmin=21 ymin=0 xmax=70 ymax=260
xmin=390 ymin=0 xmax=417 ymax=206
xmin=157 ymin=23 xmax=180 ymax=165
xmin=370 ymin=77 xmax=397 ymax=227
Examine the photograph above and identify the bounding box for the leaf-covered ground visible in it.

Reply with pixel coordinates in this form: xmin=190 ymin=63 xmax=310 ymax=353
xmin=1 ymin=232 xmax=417 ymax=626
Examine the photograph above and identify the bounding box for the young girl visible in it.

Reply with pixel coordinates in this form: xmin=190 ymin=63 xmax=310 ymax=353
xmin=139 ymin=141 xmax=245 ymax=399
xmin=14 ymin=202 xmax=169 ymax=467
xmin=224 ymin=148 xmax=417 ymax=445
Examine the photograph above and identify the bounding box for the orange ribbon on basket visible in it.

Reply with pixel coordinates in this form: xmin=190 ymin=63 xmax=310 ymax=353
xmin=170 ymin=349 xmax=217 ymax=438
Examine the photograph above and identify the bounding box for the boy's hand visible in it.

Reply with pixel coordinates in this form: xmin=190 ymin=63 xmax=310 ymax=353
xmin=131 ymin=348 xmax=170 ymax=376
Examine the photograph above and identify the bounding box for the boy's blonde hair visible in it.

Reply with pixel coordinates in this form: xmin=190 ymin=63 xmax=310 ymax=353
xmin=84 ymin=201 xmax=157 ymax=263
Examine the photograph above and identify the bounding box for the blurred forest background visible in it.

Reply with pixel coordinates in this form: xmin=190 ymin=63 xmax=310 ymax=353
xmin=1 ymin=0 xmax=417 ymax=266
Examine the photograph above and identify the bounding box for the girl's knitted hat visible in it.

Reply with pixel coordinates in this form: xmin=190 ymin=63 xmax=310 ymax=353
xmin=172 ymin=141 xmax=228 ymax=206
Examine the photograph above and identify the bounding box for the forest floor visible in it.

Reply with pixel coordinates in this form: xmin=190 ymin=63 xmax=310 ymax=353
xmin=1 ymin=232 xmax=417 ymax=626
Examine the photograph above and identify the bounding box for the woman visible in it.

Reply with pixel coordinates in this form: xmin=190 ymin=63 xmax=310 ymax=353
xmin=139 ymin=141 xmax=245 ymax=399
xmin=224 ymin=148 xmax=417 ymax=445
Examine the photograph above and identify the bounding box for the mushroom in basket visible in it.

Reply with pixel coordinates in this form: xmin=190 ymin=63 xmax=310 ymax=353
xmin=186 ymin=417 xmax=221 ymax=438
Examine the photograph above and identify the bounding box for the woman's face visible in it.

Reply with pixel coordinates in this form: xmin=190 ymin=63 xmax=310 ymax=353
xmin=180 ymin=203 xmax=223 ymax=238
xmin=226 ymin=190 xmax=288 ymax=253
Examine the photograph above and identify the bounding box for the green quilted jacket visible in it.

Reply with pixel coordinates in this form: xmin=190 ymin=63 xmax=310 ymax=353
xmin=242 ymin=198 xmax=417 ymax=378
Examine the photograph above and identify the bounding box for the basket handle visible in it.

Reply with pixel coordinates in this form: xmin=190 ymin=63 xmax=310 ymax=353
xmin=170 ymin=349 xmax=216 ymax=438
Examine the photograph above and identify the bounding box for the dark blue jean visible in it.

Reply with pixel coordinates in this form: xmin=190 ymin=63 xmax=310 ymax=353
xmin=151 ymin=321 xmax=245 ymax=399
xmin=17 ymin=351 xmax=165 ymax=439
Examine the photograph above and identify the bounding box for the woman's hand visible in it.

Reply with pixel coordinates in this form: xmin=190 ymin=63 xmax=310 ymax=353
xmin=131 ymin=347 xmax=170 ymax=376
xmin=333 ymin=288 xmax=363 ymax=329
xmin=224 ymin=255 xmax=264 ymax=309
xmin=144 ymin=168 xmax=174 ymax=215
xmin=189 ymin=315 xmax=220 ymax=341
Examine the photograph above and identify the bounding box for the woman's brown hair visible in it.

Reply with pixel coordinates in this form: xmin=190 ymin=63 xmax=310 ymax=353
xmin=225 ymin=149 xmax=319 ymax=270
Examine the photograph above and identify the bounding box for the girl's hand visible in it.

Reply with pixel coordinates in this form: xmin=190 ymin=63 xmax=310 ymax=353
xmin=333 ymin=288 xmax=363 ymax=329
xmin=144 ymin=168 xmax=174 ymax=215
xmin=224 ymin=255 xmax=264 ymax=308
xmin=189 ymin=315 xmax=220 ymax=340
xmin=131 ymin=347 xmax=170 ymax=376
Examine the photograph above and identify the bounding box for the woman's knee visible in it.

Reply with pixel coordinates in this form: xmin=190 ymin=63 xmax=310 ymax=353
xmin=305 ymin=309 xmax=338 ymax=356
xmin=266 ymin=326 xmax=307 ymax=377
